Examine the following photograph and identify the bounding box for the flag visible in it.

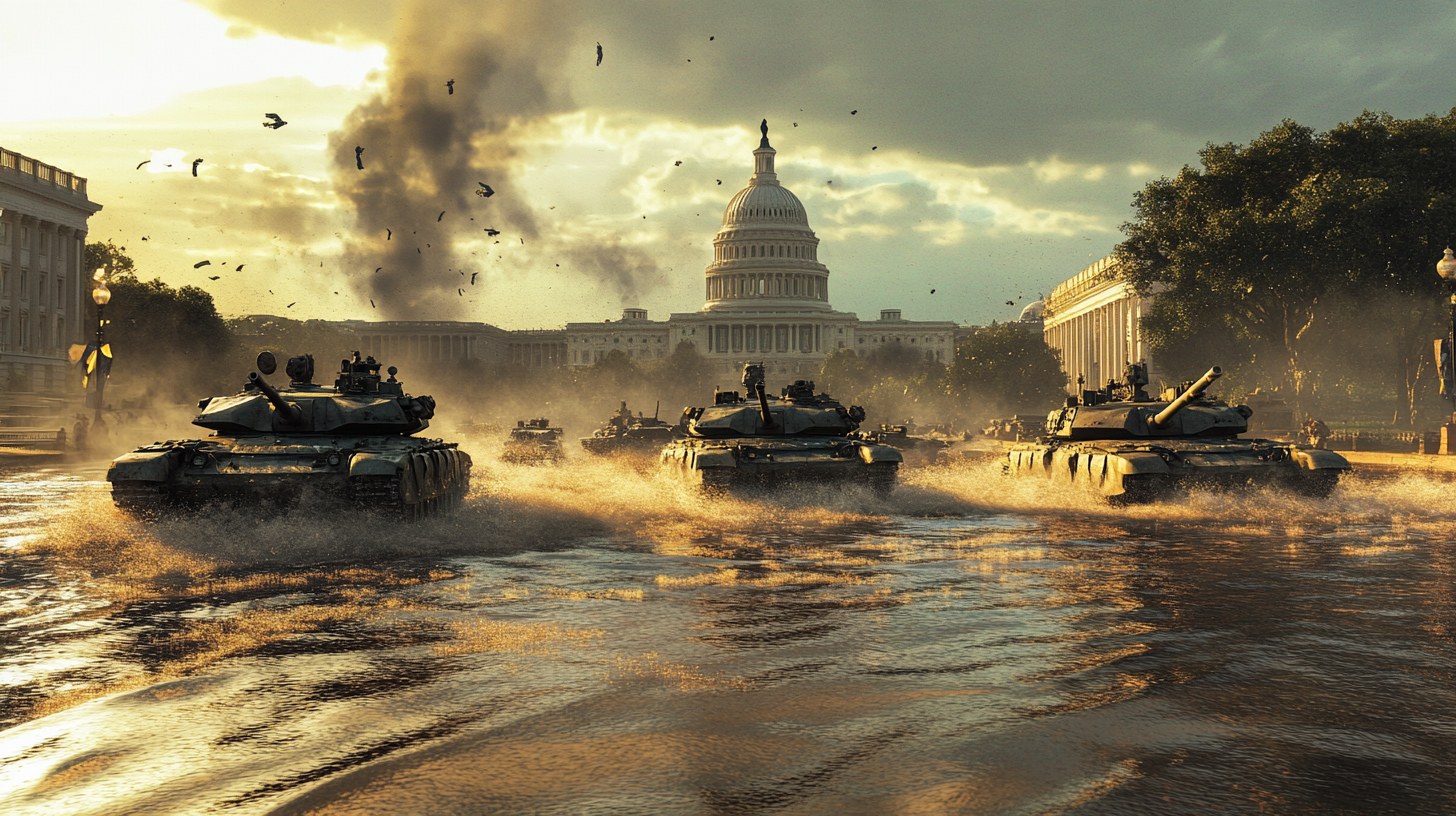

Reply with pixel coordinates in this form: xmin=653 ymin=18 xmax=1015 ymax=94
xmin=78 ymin=342 xmax=113 ymax=388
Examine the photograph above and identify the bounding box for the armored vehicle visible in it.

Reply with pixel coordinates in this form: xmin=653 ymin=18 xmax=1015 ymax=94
xmin=1004 ymin=363 xmax=1349 ymax=503
xmin=581 ymin=401 xmax=679 ymax=457
xmin=854 ymin=423 xmax=951 ymax=467
xmin=501 ymin=418 xmax=565 ymax=464
xmin=107 ymin=352 xmax=471 ymax=518
xmin=661 ymin=362 xmax=903 ymax=494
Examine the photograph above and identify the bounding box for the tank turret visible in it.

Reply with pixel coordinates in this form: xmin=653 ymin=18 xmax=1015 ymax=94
xmin=1005 ymin=360 xmax=1349 ymax=502
xmin=106 ymin=351 xmax=470 ymax=518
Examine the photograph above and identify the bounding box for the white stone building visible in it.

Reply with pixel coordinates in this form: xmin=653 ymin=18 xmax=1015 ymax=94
xmin=1041 ymin=256 xmax=1157 ymax=392
xmin=564 ymin=122 xmax=956 ymax=377
xmin=0 ymin=147 xmax=102 ymax=400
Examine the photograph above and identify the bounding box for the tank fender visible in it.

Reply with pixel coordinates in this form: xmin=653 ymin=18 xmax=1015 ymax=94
xmin=695 ymin=449 xmax=738 ymax=469
xmin=107 ymin=449 xmax=179 ymax=482
xmin=1111 ymin=452 xmax=1170 ymax=475
xmin=857 ymin=444 xmax=905 ymax=464
xmin=1291 ymin=448 xmax=1351 ymax=472
xmin=349 ymin=452 xmax=405 ymax=478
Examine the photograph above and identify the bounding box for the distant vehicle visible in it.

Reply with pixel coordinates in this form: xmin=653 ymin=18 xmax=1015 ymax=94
xmin=1004 ymin=363 xmax=1350 ymax=503
xmin=854 ymin=423 xmax=951 ymax=467
xmin=661 ymin=362 xmax=902 ymax=494
xmin=107 ymin=351 xmax=471 ymax=518
xmin=581 ymin=401 xmax=680 ymax=457
xmin=502 ymin=418 xmax=565 ymax=465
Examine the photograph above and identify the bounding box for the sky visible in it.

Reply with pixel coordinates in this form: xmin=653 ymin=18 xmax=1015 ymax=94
xmin=5 ymin=0 xmax=1456 ymax=329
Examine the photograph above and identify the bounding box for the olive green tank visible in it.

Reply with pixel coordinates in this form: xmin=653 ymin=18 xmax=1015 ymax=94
xmin=1004 ymin=363 xmax=1350 ymax=503
xmin=106 ymin=352 xmax=471 ymax=518
xmin=501 ymin=418 xmax=565 ymax=464
xmin=580 ymin=401 xmax=680 ymax=457
xmin=661 ymin=362 xmax=903 ymax=494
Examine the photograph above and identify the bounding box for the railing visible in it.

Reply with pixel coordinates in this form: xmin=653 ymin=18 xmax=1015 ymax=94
xmin=0 ymin=148 xmax=87 ymax=197
xmin=0 ymin=429 xmax=67 ymax=450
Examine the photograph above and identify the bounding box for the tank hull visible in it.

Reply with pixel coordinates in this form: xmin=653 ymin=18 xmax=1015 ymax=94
xmin=661 ymin=437 xmax=902 ymax=495
xmin=1004 ymin=438 xmax=1349 ymax=503
xmin=107 ymin=435 xmax=471 ymax=518
xmin=580 ymin=429 xmax=676 ymax=457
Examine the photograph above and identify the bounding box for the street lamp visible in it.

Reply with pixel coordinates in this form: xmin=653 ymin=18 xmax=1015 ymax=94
xmin=91 ymin=275 xmax=111 ymax=425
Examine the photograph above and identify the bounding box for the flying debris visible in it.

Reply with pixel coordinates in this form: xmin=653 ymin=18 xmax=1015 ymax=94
xmin=716 ymin=179 xmax=721 ymax=185
xmin=354 ymin=146 xmax=365 ymax=170
xmin=438 ymin=211 xmax=445 ymax=222
xmin=470 ymin=272 xmax=477 ymax=284
xmin=235 ymin=264 xmax=244 ymax=271
xmin=793 ymin=123 xmax=798 ymax=127
xmin=207 ymin=276 xmax=220 ymax=281
xmin=850 ymin=110 xmax=858 ymax=115
xmin=709 ymin=35 xmax=714 ymax=40
xmin=370 ymin=299 xmax=375 ymax=308
xmin=1006 ymin=300 xmax=1015 ymax=306
xmin=674 ymin=161 xmax=682 ymax=166
xmin=872 ymin=146 xmax=878 ymax=150
xmin=596 ymin=42 xmax=603 ymax=66
xmin=375 ymin=267 xmax=382 ymax=273
xmin=931 ymin=289 xmax=936 ymax=294
xmin=827 ymin=180 xmax=833 ymax=185
xmin=445 ymin=79 xmax=455 ymax=95
xmin=458 ymin=289 xmax=464 ymax=296
xmin=477 ymin=183 xmax=495 ymax=197
xmin=484 ymin=228 xmax=500 ymax=236
xmin=141 ymin=237 xmax=148 ymax=241
xmin=262 ymin=113 xmax=287 ymax=129
xmin=191 ymin=158 xmax=203 ymax=176
xmin=193 ymin=260 xmax=211 ymax=268
xmin=135 ymin=160 xmax=150 ymax=170
xmin=287 ymin=302 xmax=296 ymax=308
xmin=386 ymin=228 xmax=392 ymax=240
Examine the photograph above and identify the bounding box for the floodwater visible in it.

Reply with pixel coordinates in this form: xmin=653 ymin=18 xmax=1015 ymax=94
xmin=3 ymin=453 xmax=1456 ymax=815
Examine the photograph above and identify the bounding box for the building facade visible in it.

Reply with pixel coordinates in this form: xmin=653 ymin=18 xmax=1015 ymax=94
xmin=336 ymin=123 xmax=957 ymax=376
xmin=564 ymin=123 xmax=956 ymax=377
xmin=0 ymin=147 xmax=102 ymax=400
xmin=1041 ymin=256 xmax=1156 ymax=392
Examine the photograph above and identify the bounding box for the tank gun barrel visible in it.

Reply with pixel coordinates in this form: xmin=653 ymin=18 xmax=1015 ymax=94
xmin=249 ymin=372 xmax=303 ymax=425
xmin=1149 ymin=366 xmax=1221 ymax=428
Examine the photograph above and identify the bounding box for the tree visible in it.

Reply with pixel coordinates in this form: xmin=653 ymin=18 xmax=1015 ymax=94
xmin=1114 ymin=111 xmax=1456 ymax=425
xmin=942 ymin=323 xmax=1066 ymax=418
xmin=82 ymin=242 xmax=235 ymax=404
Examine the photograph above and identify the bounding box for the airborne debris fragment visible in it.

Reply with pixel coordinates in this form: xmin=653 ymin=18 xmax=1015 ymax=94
xmin=207 ymin=276 xmax=220 ymax=280
xmin=193 ymin=260 xmax=211 ymax=268
xmin=484 ymin=228 xmax=500 ymax=236
xmin=438 ymin=211 xmax=445 ymax=222
xmin=476 ymin=183 xmax=495 ymax=197
xmin=191 ymin=158 xmax=203 ymax=176
xmin=355 ymin=146 xmax=364 ymax=170
xmin=445 ymin=79 xmax=455 ymax=95
xmin=262 ymin=113 xmax=287 ymax=129
xmin=596 ymin=41 xmax=603 ymax=66
xmin=136 ymin=160 xmax=150 ymax=169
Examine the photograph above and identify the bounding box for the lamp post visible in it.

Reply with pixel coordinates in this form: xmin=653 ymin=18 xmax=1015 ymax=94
xmin=91 ymin=276 xmax=110 ymax=425
xmin=1436 ymin=248 xmax=1456 ymax=451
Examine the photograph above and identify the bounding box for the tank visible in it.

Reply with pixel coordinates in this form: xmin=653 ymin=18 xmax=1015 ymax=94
xmin=660 ymin=362 xmax=903 ymax=494
xmin=106 ymin=351 xmax=472 ymax=518
xmin=501 ymin=418 xmax=565 ymax=464
xmin=854 ymin=423 xmax=951 ymax=467
xmin=581 ymin=401 xmax=680 ymax=457
xmin=1004 ymin=363 xmax=1350 ymax=503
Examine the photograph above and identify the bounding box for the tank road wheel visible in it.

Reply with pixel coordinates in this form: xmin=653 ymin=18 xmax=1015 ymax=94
xmin=111 ymin=481 xmax=166 ymax=518
xmin=1108 ymin=473 xmax=1172 ymax=506
xmin=865 ymin=462 xmax=898 ymax=497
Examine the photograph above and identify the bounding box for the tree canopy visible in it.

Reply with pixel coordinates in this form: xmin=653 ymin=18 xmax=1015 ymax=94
xmin=1114 ymin=110 xmax=1456 ymax=424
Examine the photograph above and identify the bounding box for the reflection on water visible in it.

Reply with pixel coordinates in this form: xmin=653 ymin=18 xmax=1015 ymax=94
xmin=2 ymin=457 xmax=1456 ymax=814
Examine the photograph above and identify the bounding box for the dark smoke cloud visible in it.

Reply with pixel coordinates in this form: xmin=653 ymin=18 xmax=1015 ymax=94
xmin=327 ymin=0 xmax=662 ymax=319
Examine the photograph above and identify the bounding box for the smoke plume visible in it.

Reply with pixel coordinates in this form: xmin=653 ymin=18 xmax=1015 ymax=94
xmin=329 ymin=0 xmax=660 ymax=319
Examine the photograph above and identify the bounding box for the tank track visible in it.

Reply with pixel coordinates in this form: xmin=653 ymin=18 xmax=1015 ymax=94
xmin=349 ymin=474 xmax=467 ymax=520
xmin=864 ymin=462 xmax=899 ymax=497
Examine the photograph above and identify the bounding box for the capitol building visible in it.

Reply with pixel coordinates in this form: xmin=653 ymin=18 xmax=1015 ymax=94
xmin=346 ymin=122 xmax=958 ymax=375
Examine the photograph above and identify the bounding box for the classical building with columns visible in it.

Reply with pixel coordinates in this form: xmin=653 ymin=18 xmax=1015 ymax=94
xmin=0 ymin=147 xmax=102 ymax=401
xmin=331 ymin=123 xmax=956 ymax=376
xmin=564 ymin=122 xmax=956 ymax=377
xmin=1041 ymin=255 xmax=1157 ymax=392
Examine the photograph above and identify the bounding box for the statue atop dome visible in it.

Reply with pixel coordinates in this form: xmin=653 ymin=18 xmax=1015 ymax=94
xmin=759 ymin=118 xmax=771 ymax=149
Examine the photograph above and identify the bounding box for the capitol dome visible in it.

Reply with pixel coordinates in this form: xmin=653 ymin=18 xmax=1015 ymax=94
xmin=1018 ymin=300 xmax=1046 ymax=322
xmin=703 ymin=120 xmax=831 ymax=313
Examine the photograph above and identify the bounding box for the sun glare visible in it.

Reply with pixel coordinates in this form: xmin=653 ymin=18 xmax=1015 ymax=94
xmin=0 ymin=0 xmax=385 ymax=123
